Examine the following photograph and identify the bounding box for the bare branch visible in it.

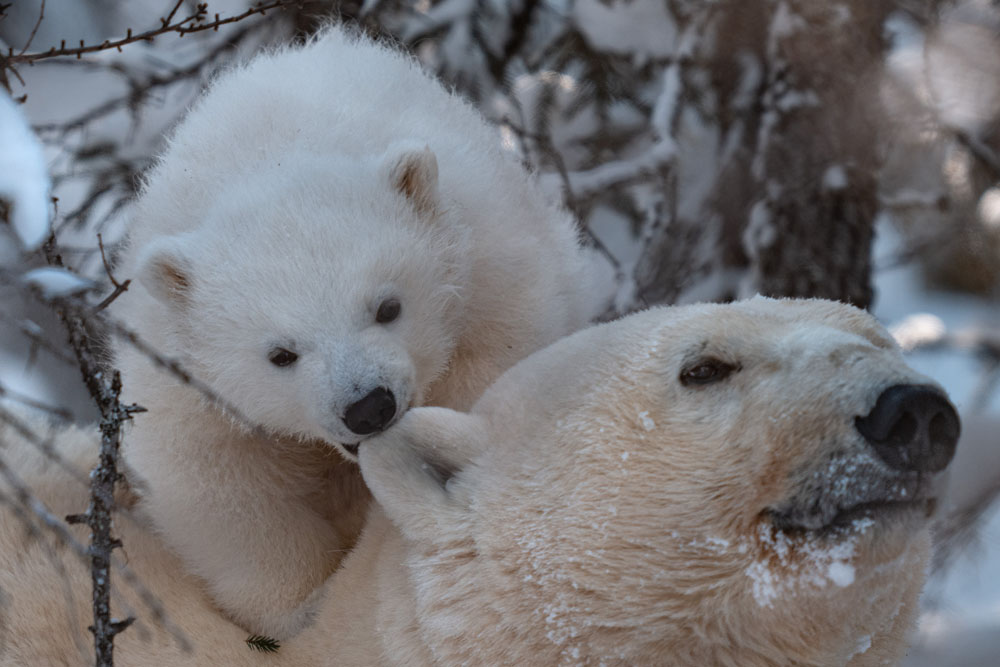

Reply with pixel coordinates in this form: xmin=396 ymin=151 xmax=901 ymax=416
xmin=0 ymin=311 xmax=77 ymax=365
xmin=33 ymin=20 xmax=272 ymax=138
xmin=0 ymin=382 xmax=73 ymax=421
xmin=3 ymin=1 xmax=301 ymax=66
xmin=105 ymin=318 xmax=265 ymax=436
xmin=40 ymin=241 xmax=145 ymax=665
xmin=91 ymin=234 xmax=130 ymax=313
xmin=0 ymin=405 xmax=88 ymax=484
xmin=17 ymin=0 xmax=45 ymax=56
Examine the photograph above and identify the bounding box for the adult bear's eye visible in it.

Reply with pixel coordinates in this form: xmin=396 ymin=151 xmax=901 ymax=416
xmin=268 ymin=347 xmax=299 ymax=367
xmin=376 ymin=297 xmax=401 ymax=324
xmin=680 ymin=358 xmax=739 ymax=386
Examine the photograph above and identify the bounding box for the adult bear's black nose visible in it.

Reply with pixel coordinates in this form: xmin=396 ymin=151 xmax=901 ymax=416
xmin=343 ymin=387 xmax=397 ymax=436
xmin=855 ymin=384 xmax=960 ymax=473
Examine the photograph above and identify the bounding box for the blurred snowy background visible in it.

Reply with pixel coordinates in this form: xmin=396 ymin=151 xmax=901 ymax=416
xmin=1 ymin=0 xmax=998 ymax=664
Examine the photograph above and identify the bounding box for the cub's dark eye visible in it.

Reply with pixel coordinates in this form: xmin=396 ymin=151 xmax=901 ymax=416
xmin=376 ymin=298 xmax=401 ymax=324
xmin=268 ymin=347 xmax=298 ymax=367
xmin=680 ymin=358 xmax=739 ymax=386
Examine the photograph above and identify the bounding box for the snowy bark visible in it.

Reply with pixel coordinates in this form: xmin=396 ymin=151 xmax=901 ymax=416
xmin=638 ymin=0 xmax=894 ymax=309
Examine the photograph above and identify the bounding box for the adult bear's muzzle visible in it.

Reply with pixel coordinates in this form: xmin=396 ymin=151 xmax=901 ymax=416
xmin=854 ymin=384 xmax=960 ymax=474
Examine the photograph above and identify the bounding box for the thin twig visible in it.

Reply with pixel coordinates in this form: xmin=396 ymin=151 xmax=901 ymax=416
xmin=106 ymin=319 xmax=265 ymax=436
xmin=0 ymin=406 xmax=88 ymax=485
xmin=33 ymin=20 xmax=269 ymax=137
xmin=163 ymin=0 xmax=185 ymax=27
xmin=0 ymin=312 xmax=77 ymax=365
xmin=0 ymin=382 xmax=73 ymax=421
xmin=43 ymin=240 xmax=144 ymax=666
xmin=0 ymin=456 xmax=189 ymax=654
xmin=499 ymin=115 xmax=623 ymax=273
xmin=4 ymin=1 xmax=301 ymax=66
xmin=91 ymin=234 xmax=130 ymax=313
xmin=9 ymin=266 xmax=264 ymax=438
xmin=17 ymin=0 xmax=45 ymax=56
xmin=0 ymin=484 xmax=93 ymax=661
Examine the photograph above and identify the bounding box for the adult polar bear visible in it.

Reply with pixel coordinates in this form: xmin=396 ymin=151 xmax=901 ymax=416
xmin=111 ymin=25 xmax=596 ymax=637
xmin=0 ymin=299 xmax=959 ymax=665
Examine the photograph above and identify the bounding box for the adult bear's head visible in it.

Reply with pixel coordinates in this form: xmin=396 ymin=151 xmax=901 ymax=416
xmin=360 ymin=298 xmax=958 ymax=666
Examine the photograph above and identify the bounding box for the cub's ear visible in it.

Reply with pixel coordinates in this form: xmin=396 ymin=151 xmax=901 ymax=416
xmin=359 ymin=407 xmax=485 ymax=543
xmin=135 ymin=236 xmax=195 ymax=307
xmin=381 ymin=141 xmax=439 ymax=215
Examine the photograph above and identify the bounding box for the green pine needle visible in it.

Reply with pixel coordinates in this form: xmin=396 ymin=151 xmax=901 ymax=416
xmin=246 ymin=634 xmax=281 ymax=653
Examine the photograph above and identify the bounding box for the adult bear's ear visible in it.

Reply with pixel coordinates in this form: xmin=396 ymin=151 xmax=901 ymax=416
xmin=135 ymin=236 xmax=195 ymax=307
xmin=381 ymin=141 xmax=439 ymax=215
xmin=359 ymin=407 xmax=485 ymax=543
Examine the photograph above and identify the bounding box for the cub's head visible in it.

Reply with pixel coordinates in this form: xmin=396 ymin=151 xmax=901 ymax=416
xmin=361 ymin=298 xmax=958 ymax=666
xmin=134 ymin=142 xmax=468 ymax=456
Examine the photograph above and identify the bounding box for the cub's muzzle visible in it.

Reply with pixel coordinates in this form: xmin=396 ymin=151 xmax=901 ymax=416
xmin=343 ymin=387 xmax=398 ymax=436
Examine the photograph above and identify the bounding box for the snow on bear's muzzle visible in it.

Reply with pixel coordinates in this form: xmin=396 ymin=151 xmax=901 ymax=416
xmin=767 ymin=383 xmax=960 ymax=532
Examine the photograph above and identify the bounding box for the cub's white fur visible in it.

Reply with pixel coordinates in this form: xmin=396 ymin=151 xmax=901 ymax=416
xmin=0 ymin=299 xmax=954 ymax=665
xmin=111 ymin=25 xmax=596 ymax=637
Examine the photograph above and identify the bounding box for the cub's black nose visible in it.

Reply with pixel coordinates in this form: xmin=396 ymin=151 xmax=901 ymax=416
xmin=855 ymin=384 xmax=960 ymax=473
xmin=343 ymin=387 xmax=397 ymax=436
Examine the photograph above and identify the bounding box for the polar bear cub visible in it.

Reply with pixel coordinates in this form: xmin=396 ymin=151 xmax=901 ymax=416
xmin=0 ymin=299 xmax=958 ymax=665
xmin=111 ymin=25 xmax=596 ymax=637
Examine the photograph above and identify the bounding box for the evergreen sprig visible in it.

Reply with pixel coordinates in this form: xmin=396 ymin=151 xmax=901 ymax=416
xmin=245 ymin=634 xmax=281 ymax=653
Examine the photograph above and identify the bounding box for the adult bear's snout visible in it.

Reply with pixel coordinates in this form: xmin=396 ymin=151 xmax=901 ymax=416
xmin=855 ymin=384 xmax=960 ymax=473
